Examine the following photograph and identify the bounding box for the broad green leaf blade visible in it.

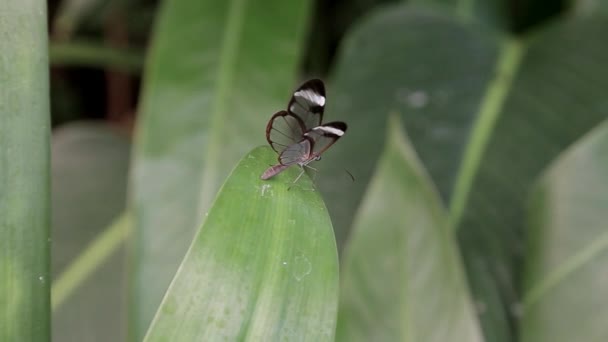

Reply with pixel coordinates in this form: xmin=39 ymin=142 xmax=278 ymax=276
xmin=321 ymin=4 xmax=608 ymax=340
xmin=0 ymin=1 xmax=50 ymax=340
xmin=318 ymin=5 xmax=506 ymax=339
xmin=130 ymin=0 xmax=311 ymax=338
xmin=455 ymin=13 xmax=608 ymax=341
xmin=50 ymin=122 xmax=130 ymax=342
xmin=319 ymin=3 xmax=500 ymax=255
xmin=337 ymin=116 xmax=481 ymax=342
xmin=521 ymin=119 xmax=608 ymax=342
xmin=144 ymin=147 xmax=339 ymax=341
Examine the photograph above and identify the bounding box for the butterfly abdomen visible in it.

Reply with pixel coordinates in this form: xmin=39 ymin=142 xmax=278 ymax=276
xmin=261 ymin=164 xmax=290 ymax=180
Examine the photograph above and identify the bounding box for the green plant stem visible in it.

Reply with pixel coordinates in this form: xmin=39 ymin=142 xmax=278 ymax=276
xmin=50 ymin=41 xmax=144 ymax=73
xmin=523 ymin=230 xmax=608 ymax=309
xmin=449 ymin=37 xmax=525 ymax=230
xmin=51 ymin=213 xmax=132 ymax=310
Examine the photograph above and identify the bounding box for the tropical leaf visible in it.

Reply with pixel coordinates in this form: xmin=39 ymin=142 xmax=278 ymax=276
xmin=337 ymin=115 xmax=482 ymax=342
xmin=521 ymin=119 xmax=608 ymax=342
xmin=319 ymin=3 xmax=608 ymax=340
xmin=0 ymin=1 xmax=50 ymax=340
xmin=455 ymin=13 xmax=608 ymax=341
xmin=129 ymin=0 xmax=312 ymax=338
xmin=144 ymin=147 xmax=338 ymax=341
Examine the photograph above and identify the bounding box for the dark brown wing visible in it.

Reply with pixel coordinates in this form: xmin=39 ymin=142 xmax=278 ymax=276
xmin=287 ymin=79 xmax=325 ymax=131
xmin=304 ymin=121 xmax=347 ymax=157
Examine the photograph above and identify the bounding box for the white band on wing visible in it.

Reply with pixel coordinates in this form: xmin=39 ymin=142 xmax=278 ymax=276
xmin=312 ymin=126 xmax=344 ymax=136
xmin=294 ymin=89 xmax=326 ymax=107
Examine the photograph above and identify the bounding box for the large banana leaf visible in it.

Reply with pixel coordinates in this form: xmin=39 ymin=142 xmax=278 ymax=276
xmin=521 ymin=119 xmax=608 ymax=342
xmin=319 ymin=3 xmax=608 ymax=341
xmin=130 ymin=0 xmax=312 ymax=338
xmin=0 ymin=1 xmax=50 ymax=340
xmin=337 ymin=116 xmax=481 ymax=341
xmin=455 ymin=13 xmax=608 ymax=340
xmin=145 ymin=147 xmax=338 ymax=341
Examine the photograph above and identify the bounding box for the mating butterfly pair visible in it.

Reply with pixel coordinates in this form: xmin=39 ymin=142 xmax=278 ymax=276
xmin=261 ymin=79 xmax=347 ymax=181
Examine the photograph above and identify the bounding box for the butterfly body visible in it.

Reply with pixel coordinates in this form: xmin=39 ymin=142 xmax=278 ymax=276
xmin=262 ymin=79 xmax=347 ymax=181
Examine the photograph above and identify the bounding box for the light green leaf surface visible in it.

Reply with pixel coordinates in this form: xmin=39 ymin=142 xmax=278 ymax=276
xmin=0 ymin=1 xmax=50 ymax=340
xmin=521 ymin=119 xmax=608 ymax=342
xmin=50 ymin=122 xmax=130 ymax=342
xmin=318 ymin=11 xmax=505 ymax=339
xmin=337 ymin=115 xmax=482 ymax=342
xmin=145 ymin=147 xmax=338 ymax=341
xmin=321 ymin=3 xmax=608 ymax=341
xmin=130 ymin=0 xmax=311 ymax=338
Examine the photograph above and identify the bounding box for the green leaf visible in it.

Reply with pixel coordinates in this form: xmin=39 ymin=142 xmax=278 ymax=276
xmin=50 ymin=122 xmax=130 ymax=342
xmin=521 ymin=119 xmax=608 ymax=342
xmin=454 ymin=13 xmax=608 ymax=341
xmin=337 ymin=115 xmax=482 ymax=341
xmin=321 ymin=3 xmax=608 ymax=341
xmin=319 ymin=4 xmax=500 ymax=245
xmin=144 ymin=147 xmax=339 ymax=341
xmin=0 ymin=1 xmax=50 ymax=340
xmin=319 ymin=5 xmax=506 ymax=336
xmin=129 ymin=0 xmax=312 ymax=338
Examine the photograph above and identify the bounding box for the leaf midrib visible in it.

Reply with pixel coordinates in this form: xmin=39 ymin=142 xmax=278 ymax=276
xmin=523 ymin=228 xmax=608 ymax=309
xmin=448 ymin=37 xmax=526 ymax=229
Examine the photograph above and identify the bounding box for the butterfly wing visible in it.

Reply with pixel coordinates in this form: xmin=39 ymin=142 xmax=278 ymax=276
xmin=262 ymin=79 xmax=342 ymax=181
xmin=304 ymin=121 xmax=347 ymax=157
xmin=278 ymin=138 xmax=312 ymax=166
xmin=265 ymin=110 xmax=306 ymax=153
xmin=287 ymin=79 xmax=325 ymax=130
xmin=261 ymin=138 xmax=312 ymax=180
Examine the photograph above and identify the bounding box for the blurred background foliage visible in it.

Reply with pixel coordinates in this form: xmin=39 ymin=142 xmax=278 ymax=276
xmin=10 ymin=0 xmax=604 ymax=340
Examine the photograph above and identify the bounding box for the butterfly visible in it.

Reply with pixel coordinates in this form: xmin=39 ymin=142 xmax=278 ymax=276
xmin=261 ymin=79 xmax=347 ymax=182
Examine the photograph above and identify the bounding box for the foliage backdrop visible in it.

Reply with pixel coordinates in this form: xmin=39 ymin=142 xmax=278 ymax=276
xmin=0 ymin=0 xmax=605 ymax=341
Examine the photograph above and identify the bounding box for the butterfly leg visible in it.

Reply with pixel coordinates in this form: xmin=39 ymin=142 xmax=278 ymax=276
xmin=303 ymin=164 xmax=317 ymax=172
xmin=303 ymin=163 xmax=318 ymax=181
xmin=287 ymin=167 xmax=306 ymax=191
xmin=292 ymin=166 xmax=307 ymax=184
